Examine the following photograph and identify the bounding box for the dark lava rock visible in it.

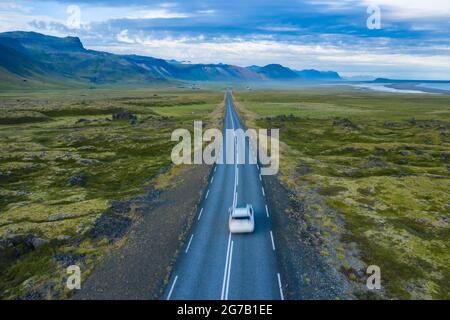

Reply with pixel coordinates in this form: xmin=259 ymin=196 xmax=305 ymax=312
xmin=297 ymin=164 xmax=312 ymax=176
xmin=108 ymin=200 xmax=132 ymax=214
xmin=53 ymin=252 xmax=86 ymax=267
xmin=71 ymin=238 xmax=81 ymax=248
xmin=265 ymin=114 xmax=298 ymax=122
xmin=89 ymin=213 xmax=132 ymax=242
xmin=342 ymin=146 xmax=357 ymax=153
xmin=365 ymin=156 xmax=386 ymax=168
xmin=79 ymin=159 xmax=100 ymax=166
xmin=415 ymin=149 xmax=425 ymax=155
xmin=25 ymin=235 xmax=49 ymax=249
xmin=383 ymin=121 xmax=395 ymax=128
xmin=76 ymin=118 xmax=91 ymax=124
xmin=408 ymin=118 xmax=417 ymax=126
xmin=108 ymin=188 xmax=160 ymax=215
xmin=2 ymin=233 xmax=22 ymax=246
xmin=112 ymin=111 xmax=137 ymax=123
xmin=333 ymin=118 xmax=359 ymax=130
xmin=18 ymin=291 xmax=42 ymax=300
xmin=68 ymin=172 xmax=87 ymax=187
xmin=399 ymin=151 xmax=410 ymax=156
xmin=0 ymin=234 xmax=34 ymax=257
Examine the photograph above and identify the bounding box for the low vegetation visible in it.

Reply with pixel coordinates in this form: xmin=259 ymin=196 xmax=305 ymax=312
xmin=235 ymin=88 xmax=450 ymax=299
xmin=0 ymin=88 xmax=223 ymax=299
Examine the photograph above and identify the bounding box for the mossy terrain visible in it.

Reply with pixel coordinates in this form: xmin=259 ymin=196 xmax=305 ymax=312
xmin=235 ymin=88 xmax=450 ymax=299
xmin=0 ymin=88 xmax=223 ymax=299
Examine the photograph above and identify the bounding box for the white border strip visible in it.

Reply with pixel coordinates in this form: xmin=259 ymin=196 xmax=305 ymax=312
xmin=185 ymin=234 xmax=194 ymax=253
xmin=277 ymin=273 xmax=284 ymax=300
xmin=270 ymin=231 xmax=276 ymax=251
xmin=166 ymin=275 xmax=178 ymax=300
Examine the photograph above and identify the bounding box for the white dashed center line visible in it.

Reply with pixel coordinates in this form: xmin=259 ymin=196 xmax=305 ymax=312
xmin=221 ymin=233 xmax=232 ymax=300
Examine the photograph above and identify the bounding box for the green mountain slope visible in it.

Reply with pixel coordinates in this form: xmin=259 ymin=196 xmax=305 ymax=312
xmin=0 ymin=31 xmax=342 ymax=88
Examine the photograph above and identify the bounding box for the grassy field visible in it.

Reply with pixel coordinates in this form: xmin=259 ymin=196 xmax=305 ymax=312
xmin=0 ymin=88 xmax=223 ymax=299
xmin=235 ymin=88 xmax=450 ymax=299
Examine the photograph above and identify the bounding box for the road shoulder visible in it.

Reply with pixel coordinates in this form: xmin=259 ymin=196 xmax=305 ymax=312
xmin=74 ymin=164 xmax=211 ymax=300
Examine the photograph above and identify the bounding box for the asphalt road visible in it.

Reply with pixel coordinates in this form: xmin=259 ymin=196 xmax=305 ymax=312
xmin=163 ymin=91 xmax=283 ymax=300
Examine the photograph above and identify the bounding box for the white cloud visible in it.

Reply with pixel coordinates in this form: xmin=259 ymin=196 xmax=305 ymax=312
xmin=117 ymin=29 xmax=135 ymax=43
xmin=0 ymin=11 xmax=67 ymax=34
xmin=0 ymin=1 xmax=31 ymax=13
xmin=126 ymin=8 xmax=191 ymax=19
xmin=197 ymin=9 xmax=216 ymax=15
xmin=316 ymin=0 xmax=450 ymax=20
xmin=362 ymin=0 xmax=450 ymax=19
xmin=1 ymin=0 xmax=449 ymax=79
xmin=89 ymin=33 xmax=450 ymax=79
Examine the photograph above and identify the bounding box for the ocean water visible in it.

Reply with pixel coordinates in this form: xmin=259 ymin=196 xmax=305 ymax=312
xmin=351 ymin=83 xmax=427 ymax=94
xmin=417 ymin=83 xmax=450 ymax=91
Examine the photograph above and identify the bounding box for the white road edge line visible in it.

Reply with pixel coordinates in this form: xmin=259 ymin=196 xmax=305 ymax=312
xmin=277 ymin=273 xmax=284 ymax=300
xmin=265 ymin=205 xmax=269 ymax=218
xmin=225 ymin=240 xmax=234 ymax=300
xmin=205 ymin=189 xmax=210 ymax=199
xmin=185 ymin=234 xmax=194 ymax=253
xmin=197 ymin=208 xmax=204 ymax=221
xmin=259 ymin=174 xmax=262 ymax=181
xmin=211 ymin=176 xmax=214 ymax=183
xmin=236 ymin=168 xmax=239 ymax=186
xmin=166 ymin=275 xmax=178 ymax=300
xmin=270 ymin=231 xmax=276 ymax=251
xmin=261 ymin=186 xmax=265 ymax=196
xmin=221 ymin=233 xmax=232 ymax=300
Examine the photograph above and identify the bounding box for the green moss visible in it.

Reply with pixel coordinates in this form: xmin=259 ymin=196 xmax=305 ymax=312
xmin=236 ymin=89 xmax=450 ymax=299
xmin=0 ymin=89 xmax=223 ymax=299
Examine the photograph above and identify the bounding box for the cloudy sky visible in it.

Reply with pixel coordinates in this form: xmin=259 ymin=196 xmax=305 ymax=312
xmin=1 ymin=0 xmax=450 ymax=79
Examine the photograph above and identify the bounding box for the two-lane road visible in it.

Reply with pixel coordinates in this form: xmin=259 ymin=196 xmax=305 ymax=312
xmin=164 ymin=91 xmax=283 ymax=300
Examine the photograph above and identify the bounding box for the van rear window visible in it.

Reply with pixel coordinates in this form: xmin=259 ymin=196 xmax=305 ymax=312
xmin=233 ymin=216 xmax=250 ymax=220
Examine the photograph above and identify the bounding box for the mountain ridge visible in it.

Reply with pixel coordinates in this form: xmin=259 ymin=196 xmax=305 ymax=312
xmin=0 ymin=31 xmax=342 ymax=88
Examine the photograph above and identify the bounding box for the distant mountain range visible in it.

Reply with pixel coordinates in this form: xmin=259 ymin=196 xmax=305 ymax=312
xmin=247 ymin=64 xmax=341 ymax=80
xmin=0 ymin=31 xmax=342 ymax=88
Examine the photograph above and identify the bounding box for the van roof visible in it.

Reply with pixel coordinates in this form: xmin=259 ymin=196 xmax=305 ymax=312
xmin=232 ymin=206 xmax=250 ymax=218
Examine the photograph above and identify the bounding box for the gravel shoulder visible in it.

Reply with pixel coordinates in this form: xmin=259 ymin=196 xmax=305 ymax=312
xmin=74 ymin=164 xmax=211 ymax=300
xmin=264 ymin=174 xmax=356 ymax=299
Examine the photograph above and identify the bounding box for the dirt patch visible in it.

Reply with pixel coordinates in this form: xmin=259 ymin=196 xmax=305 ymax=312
xmin=73 ymin=164 xmax=211 ymax=300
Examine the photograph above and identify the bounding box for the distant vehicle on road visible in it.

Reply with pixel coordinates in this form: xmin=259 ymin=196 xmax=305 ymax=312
xmin=229 ymin=205 xmax=255 ymax=233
